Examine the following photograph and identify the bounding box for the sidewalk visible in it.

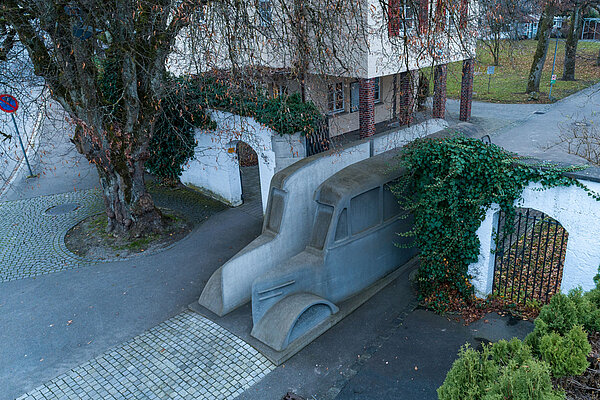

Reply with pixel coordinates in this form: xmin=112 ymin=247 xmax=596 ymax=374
xmin=446 ymin=82 xmax=600 ymax=165
xmin=1 ymin=105 xmax=99 ymax=202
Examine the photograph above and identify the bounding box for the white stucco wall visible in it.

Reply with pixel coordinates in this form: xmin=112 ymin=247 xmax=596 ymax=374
xmin=180 ymin=110 xmax=280 ymax=212
xmin=372 ymin=118 xmax=448 ymax=155
xmin=469 ymin=179 xmax=600 ymax=296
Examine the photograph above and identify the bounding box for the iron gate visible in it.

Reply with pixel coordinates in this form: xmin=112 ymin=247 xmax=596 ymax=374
xmin=492 ymin=208 xmax=568 ymax=304
xmin=305 ymin=116 xmax=330 ymax=157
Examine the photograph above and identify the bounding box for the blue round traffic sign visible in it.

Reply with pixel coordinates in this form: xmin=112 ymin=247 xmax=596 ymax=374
xmin=0 ymin=94 xmax=18 ymax=113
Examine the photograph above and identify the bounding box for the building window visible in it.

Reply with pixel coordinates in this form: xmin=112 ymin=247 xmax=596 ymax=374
xmin=196 ymin=2 xmax=209 ymax=24
xmin=328 ymin=82 xmax=345 ymax=113
xmin=441 ymin=0 xmax=459 ymax=31
xmin=258 ymin=0 xmax=272 ymax=28
xmin=388 ymin=0 xmax=415 ymax=37
xmin=374 ymin=77 xmax=381 ymax=103
xmin=350 ymin=82 xmax=359 ymax=113
xmin=335 ymin=209 xmax=348 ymax=241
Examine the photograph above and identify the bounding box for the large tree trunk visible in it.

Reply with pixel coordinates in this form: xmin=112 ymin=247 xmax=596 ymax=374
xmin=597 ymin=47 xmax=600 ymax=66
xmin=527 ymin=6 xmax=556 ymax=94
xmin=72 ymin=114 xmax=165 ymax=237
xmin=97 ymin=161 xmax=163 ymax=237
xmin=563 ymin=6 xmax=583 ymax=81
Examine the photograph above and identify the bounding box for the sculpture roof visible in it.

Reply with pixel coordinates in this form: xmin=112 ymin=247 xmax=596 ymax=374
xmin=315 ymin=150 xmax=403 ymax=207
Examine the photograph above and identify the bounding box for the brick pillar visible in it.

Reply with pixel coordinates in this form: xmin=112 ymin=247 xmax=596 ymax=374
xmin=399 ymin=71 xmax=416 ymax=126
xmin=418 ymin=0 xmax=429 ymax=35
xmin=459 ymin=58 xmax=475 ymax=122
xmin=359 ymin=78 xmax=376 ymax=138
xmin=432 ymin=64 xmax=447 ymax=119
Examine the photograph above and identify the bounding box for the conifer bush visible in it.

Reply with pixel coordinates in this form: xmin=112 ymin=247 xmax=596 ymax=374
xmin=539 ymin=326 xmax=592 ymax=378
xmin=437 ymin=344 xmax=498 ymax=400
xmin=484 ymin=359 xmax=564 ymax=400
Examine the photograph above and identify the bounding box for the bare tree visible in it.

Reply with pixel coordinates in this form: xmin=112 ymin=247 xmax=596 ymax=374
xmin=563 ymin=1 xmax=585 ymax=81
xmin=0 ymin=1 xmax=207 ymax=236
xmin=479 ymin=0 xmax=512 ymax=66
xmin=527 ymin=2 xmax=557 ymax=94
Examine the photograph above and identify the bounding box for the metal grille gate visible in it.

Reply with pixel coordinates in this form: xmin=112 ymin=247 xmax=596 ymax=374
xmin=305 ymin=116 xmax=330 ymax=157
xmin=492 ymin=208 xmax=568 ymax=305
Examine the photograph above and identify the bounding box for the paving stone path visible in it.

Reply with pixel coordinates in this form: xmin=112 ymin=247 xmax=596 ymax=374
xmin=0 ymin=189 xmax=102 ymax=282
xmin=0 ymin=181 xmax=227 ymax=283
xmin=16 ymin=310 xmax=275 ymax=400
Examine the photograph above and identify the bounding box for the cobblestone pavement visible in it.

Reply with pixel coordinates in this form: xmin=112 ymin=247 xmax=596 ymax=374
xmin=16 ymin=311 xmax=275 ymax=400
xmin=0 ymin=181 xmax=227 ymax=283
xmin=0 ymin=189 xmax=102 ymax=282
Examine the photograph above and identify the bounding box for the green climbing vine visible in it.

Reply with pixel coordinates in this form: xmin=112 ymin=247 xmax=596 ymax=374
xmin=391 ymin=135 xmax=598 ymax=309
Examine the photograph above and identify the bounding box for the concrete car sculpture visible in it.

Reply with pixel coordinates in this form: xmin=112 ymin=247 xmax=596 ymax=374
xmin=250 ymin=151 xmax=417 ymax=352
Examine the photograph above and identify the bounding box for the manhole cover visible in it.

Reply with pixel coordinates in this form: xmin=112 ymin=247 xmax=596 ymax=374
xmin=534 ymin=110 xmax=546 ymax=115
xmin=45 ymin=203 xmax=80 ymax=216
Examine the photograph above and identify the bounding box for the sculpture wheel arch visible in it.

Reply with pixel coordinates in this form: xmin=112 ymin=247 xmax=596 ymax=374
xmin=492 ymin=207 xmax=569 ymax=305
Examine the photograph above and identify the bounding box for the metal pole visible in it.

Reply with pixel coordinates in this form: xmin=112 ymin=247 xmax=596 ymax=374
xmin=11 ymin=113 xmax=34 ymax=177
xmin=549 ymin=35 xmax=559 ymax=99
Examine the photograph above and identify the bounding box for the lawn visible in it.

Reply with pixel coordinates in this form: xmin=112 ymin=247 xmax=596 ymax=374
xmin=426 ymin=39 xmax=600 ymax=103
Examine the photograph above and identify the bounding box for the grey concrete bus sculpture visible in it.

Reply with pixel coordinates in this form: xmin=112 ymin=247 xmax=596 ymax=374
xmin=250 ymin=151 xmax=417 ymax=352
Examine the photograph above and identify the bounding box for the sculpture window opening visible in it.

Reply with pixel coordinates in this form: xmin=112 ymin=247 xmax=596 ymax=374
xmin=258 ymin=0 xmax=272 ymax=27
xmin=335 ymin=209 xmax=349 ymax=241
xmin=309 ymin=204 xmax=334 ymax=250
xmin=267 ymin=188 xmax=286 ymax=233
xmin=383 ymin=185 xmax=402 ymax=221
xmin=350 ymin=188 xmax=380 ymax=234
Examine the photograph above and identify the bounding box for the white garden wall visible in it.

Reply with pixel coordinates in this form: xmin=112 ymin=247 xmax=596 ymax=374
xmin=469 ymin=179 xmax=600 ymax=296
xmin=180 ymin=110 xmax=282 ymax=211
xmin=181 ymin=110 xmax=448 ymax=215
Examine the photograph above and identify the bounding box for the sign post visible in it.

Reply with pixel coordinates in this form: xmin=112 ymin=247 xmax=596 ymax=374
xmin=486 ymin=66 xmax=495 ymax=94
xmin=0 ymin=94 xmax=34 ymax=177
xmin=549 ymin=34 xmax=560 ymax=100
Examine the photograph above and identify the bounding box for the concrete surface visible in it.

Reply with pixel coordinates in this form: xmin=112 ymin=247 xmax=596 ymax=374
xmin=198 ymin=139 xmax=371 ymax=317
xmin=1 ymin=106 xmax=99 ymax=202
xmin=249 ymin=151 xmax=417 ymax=353
xmin=0 ymin=202 xmax=263 ymax=400
xmin=199 ymin=117 xmax=449 ymax=318
xmin=447 ymin=82 xmax=600 ymax=165
xmin=333 ymin=310 xmax=533 ymax=400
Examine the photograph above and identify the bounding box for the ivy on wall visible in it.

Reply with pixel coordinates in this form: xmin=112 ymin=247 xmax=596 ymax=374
xmin=185 ymin=76 xmax=323 ymax=136
xmin=391 ymin=135 xmax=598 ymax=307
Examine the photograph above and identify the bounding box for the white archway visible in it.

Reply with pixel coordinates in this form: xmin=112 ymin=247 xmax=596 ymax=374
xmin=180 ymin=110 xmax=276 ymax=213
xmin=469 ymin=180 xmax=600 ymax=297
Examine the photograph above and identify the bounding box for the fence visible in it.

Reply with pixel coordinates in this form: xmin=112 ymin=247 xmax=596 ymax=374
xmin=305 ymin=116 xmax=330 ymax=157
xmin=582 ymin=18 xmax=600 ymax=41
xmin=492 ymin=208 xmax=568 ymax=305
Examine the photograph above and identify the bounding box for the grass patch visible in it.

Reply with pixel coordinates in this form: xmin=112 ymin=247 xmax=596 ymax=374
xmin=425 ymin=39 xmax=600 ymax=103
